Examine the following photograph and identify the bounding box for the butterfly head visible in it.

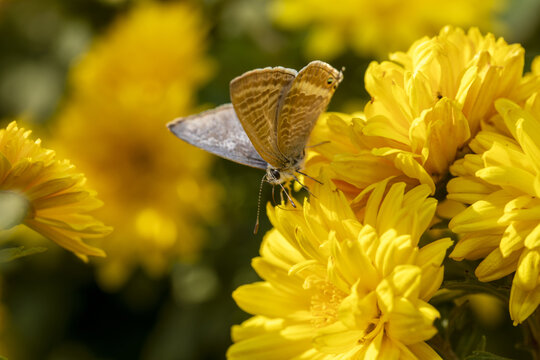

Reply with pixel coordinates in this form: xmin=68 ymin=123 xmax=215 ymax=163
xmin=265 ymin=157 xmax=304 ymax=185
xmin=324 ymin=67 xmax=344 ymax=92
xmin=266 ymin=167 xmax=294 ymax=185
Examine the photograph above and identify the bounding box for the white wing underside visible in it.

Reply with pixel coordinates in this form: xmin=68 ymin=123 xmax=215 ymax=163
xmin=167 ymin=104 xmax=268 ymax=169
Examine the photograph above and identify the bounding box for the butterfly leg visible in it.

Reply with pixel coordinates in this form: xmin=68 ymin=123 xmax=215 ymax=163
xmin=278 ymin=182 xmax=296 ymax=208
xmin=271 ymin=184 xmax=279 ymax=205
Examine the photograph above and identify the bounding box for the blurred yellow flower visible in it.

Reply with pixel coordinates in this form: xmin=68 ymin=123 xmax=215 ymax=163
xmin=448 ymin=93 xmax=540 ymax=324
xmin=53 ymin=2 xmax=220 ymax=290
xmin=270 ymin=0 xmax=506 ymax=59
xmin=0 ymin=121 xmax=110 ymax=260
xmin=466 ymin=294 xmax=505 ymax=328
xmin=228 ymin=176 xmax=452 ymax=359
xmin=307 ymin=27 xmax=538 ymax=202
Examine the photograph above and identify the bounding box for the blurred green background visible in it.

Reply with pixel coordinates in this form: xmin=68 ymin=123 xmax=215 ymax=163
xmin=0 ymin=0 xmax=540 ymax=359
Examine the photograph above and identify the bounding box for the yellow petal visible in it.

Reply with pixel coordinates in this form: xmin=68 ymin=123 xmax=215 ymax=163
xmin=227 ymin=324 xmax=312 ymax=360
xmin=475 ymin=248 xmax=520 ymax=282
xmin=499 ymin=221 xmax=528 ymax=257
xmin=233 ymin=282 xmax=311 ymax=319
xmin=514 ymin=249 xmax=540 ymax=291
xmin=338 ymin=286 xmax=378 ymax=330
xmin=377 ymin=265 xmax=421 ymax=313
xmin=386 ymin=298 xmax=438 ymax=344
xmin=24 ymin=218 xmax=106 ymax=258
xmin=524 ymin=222 xmax=540 ymax=249
xmin=509 ymin=281 xmax=540 ymax=325
xmin=449 ymin=194 xmax=509 ymax=234
xmin=476 ymin=166 xmax=535 ymax=197
xmin=408 ymin=342 xmax=442 ymax=360
xmin=450 ymin=233 xmax=500 ymax=261
xmin=231 ymin=316 xmax=285 ymax=342
xmin=313 ymin=321 xmax=363 ymax=354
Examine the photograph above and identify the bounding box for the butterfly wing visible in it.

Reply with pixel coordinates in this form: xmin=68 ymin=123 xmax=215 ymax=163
xmin=167 ymin=104 xmax=268 ymax=169
xmin=276 ymin=61 xmax=343 ymax=162
xmin=229 ymin=67 xmax=297 ymax=168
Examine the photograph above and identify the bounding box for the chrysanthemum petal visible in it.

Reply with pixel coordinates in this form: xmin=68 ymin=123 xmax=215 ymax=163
xmin=449 ymin=93 xmax=540 ymax=322
xmin=499 ymin=222 xmax=529 ymax=257
xmin=228 ymin=323 xmax=312 ymax=360
xmin=446 ymin=176 xmax=496 ymax=204
xmin=386 ymin=298 xmax=439 ymax=344
xmin=449 ymin=192 xmax=511 ymax=233
xmin=313 ymin=321 xmax=363 ymax=354
xmin=329 ymin=234 xmax=379 ymax=292
xmin=0 ymin=122 xmax=109 ymax=258
xmin=260 ymin=228 xmax=307 ymax=269
xmin=338 ymin=287 xmax=378 ymax=331
xmin=230 ymin=181 xmax=446 ymax=357
xmin=514 ymin=249 xmax=540 ymax=291
xmin=24 ymin=219 xmax=106 ymax=259
xmin=509 ymin=282 xmax=540 ymax=325
xmin=231 ymin=316 xmax=286 ymax=342
xmin=475 ymin=248 xmax=520 ymax=282
xmin=417 ymin=238 xmax=453 ymax=299
xmin=233 ymin=282 xmax=311 ymax=319
xmin=408 ymin=342 xmax=442 ymax=360
xmin=497 ymin=99 xmax=540 ymax=174
xmin=23 ymin=177 xmax=79 ymax=201
xmin=523 ymin=222 xmax=540 ymax=249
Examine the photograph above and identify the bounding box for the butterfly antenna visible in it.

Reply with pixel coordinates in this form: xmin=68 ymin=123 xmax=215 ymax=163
xmin=296 ymin=170 xmax=323 ymax=185
xmin=293 ymin=175 xmax=316 ymax=198
xmin=253 ymin=175 xmax=266 ymax=235
xmin=305 ymin=140 xmax=330 ymax=148
xmin=278 ymin=182 xmax=296 ymax=208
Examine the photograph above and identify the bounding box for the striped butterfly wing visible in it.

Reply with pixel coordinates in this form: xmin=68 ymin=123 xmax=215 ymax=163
xmin=167 ymin=104 xmax=268 ymax=169
xmin=230 ymin=67 xmax=297 ymax=168
xmin=276 ymin=61 xmax=343 ymax=162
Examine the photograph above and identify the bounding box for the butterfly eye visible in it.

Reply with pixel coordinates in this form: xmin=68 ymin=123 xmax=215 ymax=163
xmin=327 ymin=77 xmax=334 ymax=85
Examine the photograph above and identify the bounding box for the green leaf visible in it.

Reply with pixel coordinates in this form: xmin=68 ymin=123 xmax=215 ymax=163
xmin=0 ymin=246 xmax=47 ymax=263
xmin=464 ymin=351 xmax=514 ymax=360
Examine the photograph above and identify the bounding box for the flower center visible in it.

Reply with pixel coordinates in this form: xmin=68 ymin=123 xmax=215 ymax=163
xmin=310 ymin=280 xmax=347 ymax=328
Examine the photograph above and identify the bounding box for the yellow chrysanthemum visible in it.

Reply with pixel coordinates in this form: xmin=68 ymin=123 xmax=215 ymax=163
xmin=306 ymin=27 xmax=539 ymax=202
xmin=0 ymin=121 xmax=110 ymax=260
xmin=228 ymin=177 xmax=452 ymax=359
xmin=53 ymin=2 xmax=220 ymax=290
xmin=270 ymin=0 xmax=505 ymax=59
xmin=447 ymin=91 xmax=540 ymax=324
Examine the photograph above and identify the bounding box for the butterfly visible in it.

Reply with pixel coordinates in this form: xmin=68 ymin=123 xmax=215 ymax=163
xmin=168 ymin=61 xmax=343 ymax=229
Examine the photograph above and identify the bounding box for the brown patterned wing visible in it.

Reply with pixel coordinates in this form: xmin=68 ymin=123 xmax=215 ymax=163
xmin=276 ymin=61 xmax=343 ymax=162
xmin=167 ymin=104 xmax=268 ymax=169
xmin=230 ymin=66 xmax=297 ymax=168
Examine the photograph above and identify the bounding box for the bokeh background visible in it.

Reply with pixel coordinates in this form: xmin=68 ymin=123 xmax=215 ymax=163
xmin=0 ymin=0 xmax=540 ymax=359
